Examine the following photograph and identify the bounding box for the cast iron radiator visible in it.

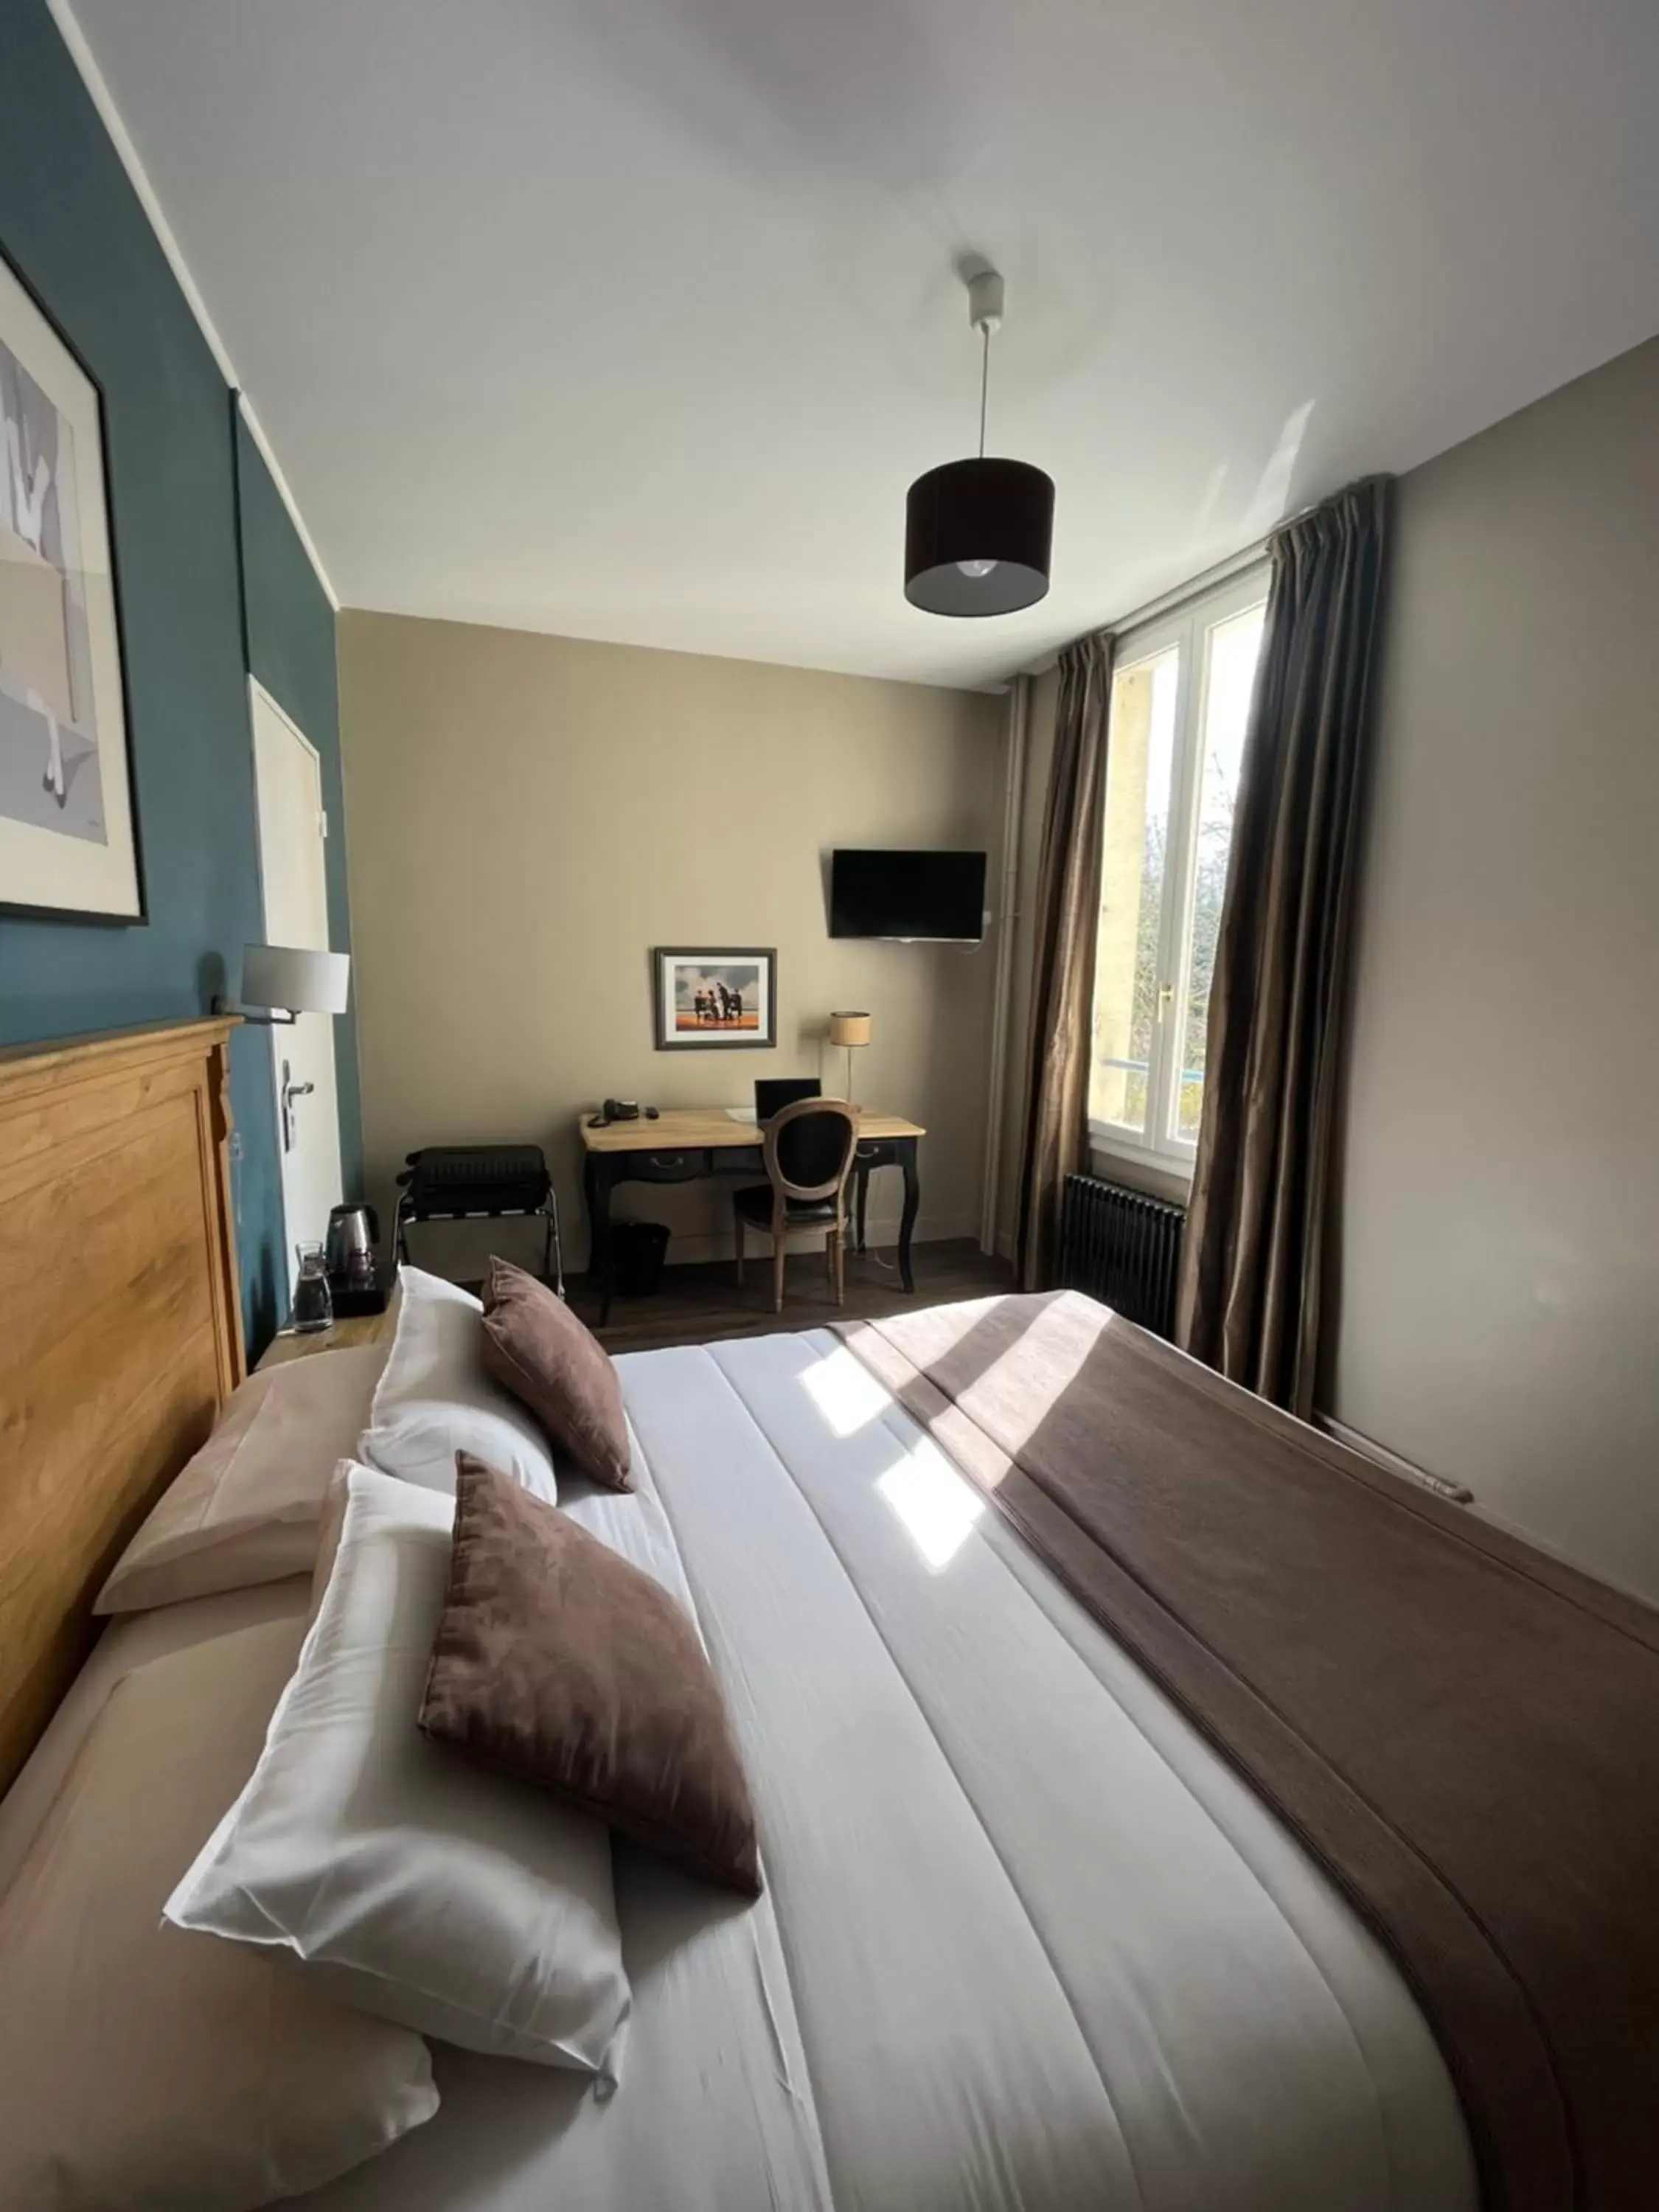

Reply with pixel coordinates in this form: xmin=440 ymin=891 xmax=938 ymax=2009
xmin=1058 ymin=1173 xmax=1186 ymax=1339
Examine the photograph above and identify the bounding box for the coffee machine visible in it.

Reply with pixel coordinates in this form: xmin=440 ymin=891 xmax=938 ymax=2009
xmin=324 ymin=1203 xmax=387 ymax=1315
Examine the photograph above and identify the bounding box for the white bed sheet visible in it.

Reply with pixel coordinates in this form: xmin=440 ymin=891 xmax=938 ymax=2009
xmin=0 ymin=1326 xmax=1478 ymax=2212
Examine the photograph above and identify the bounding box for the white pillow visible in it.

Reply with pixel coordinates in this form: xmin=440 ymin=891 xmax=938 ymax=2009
xmin=0 ymin=1618 xmax=437 ymax=2211
xmin=96 ymin=1343 xmax=388 ymax=1614
xmin=359 ymin=1265 xmax=557 ymax=1498
xmin=167 ymin=1461 xmax=629 ymax=2076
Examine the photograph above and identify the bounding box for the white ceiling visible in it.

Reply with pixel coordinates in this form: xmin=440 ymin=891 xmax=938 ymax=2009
xmin=72 ymin=0 xmax=1659 ymax=689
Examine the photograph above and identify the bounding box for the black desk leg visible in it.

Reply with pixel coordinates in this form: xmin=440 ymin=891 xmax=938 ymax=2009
xmin=897 ymin=1143 xmax=920 ymax=1293
xmin=854 ymin=1167 xmax=870 ymax=1256
xmin=584 ymin=1154 xmax=616 ymax=1326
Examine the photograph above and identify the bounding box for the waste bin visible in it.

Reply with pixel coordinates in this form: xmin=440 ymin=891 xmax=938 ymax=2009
xmin=612 ymin=1220 xmax=671 ymax=1298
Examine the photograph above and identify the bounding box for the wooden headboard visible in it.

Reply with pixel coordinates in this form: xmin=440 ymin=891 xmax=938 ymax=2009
xmin=0 ymin=1018 xmax=244 ymax=1797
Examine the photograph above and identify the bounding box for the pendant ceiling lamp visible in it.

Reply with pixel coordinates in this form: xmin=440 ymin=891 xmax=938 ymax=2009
xmin=905 ymin=266 xmax=1054 ymax=618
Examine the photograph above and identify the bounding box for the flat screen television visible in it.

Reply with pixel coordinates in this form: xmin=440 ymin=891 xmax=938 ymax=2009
xmin=828 ymin=849 xmax=987 ymax=942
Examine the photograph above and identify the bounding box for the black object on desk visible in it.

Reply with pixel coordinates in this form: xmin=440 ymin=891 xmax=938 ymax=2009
xmin=753 ymin=1075 xmax=820 ymax=1121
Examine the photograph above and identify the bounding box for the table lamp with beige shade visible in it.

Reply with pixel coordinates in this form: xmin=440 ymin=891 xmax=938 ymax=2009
xmin=829 ymin=1011 xmax=872 ymax=1106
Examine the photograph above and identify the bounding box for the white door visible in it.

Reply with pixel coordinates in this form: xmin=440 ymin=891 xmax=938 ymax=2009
xmin=251 ymin=682 xmax=343 ymax=1270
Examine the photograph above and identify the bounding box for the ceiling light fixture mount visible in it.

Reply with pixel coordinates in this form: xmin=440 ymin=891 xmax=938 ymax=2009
xmin=904 ymin=264 xmax=1054 ymax=619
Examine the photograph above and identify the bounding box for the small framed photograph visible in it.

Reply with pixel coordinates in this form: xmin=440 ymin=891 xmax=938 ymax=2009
xmin=653 ymin=947 xmax=776 ymax=1051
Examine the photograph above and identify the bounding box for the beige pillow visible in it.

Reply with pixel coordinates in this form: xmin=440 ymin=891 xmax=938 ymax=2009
xmin=0 ymin=1619 xmax=437 ymax=2211
xmin=96 ymin=1344 xmax=387 ymax=1614
xmin=481 ymin=1256 xmax=632 ymax=1490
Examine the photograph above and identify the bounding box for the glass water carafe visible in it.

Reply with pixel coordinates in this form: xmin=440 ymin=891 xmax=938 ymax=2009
xmin=291 ymin=1241 xmax=334 ymax=1333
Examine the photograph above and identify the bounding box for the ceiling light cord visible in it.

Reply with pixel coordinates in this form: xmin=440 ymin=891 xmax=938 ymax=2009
xmin=978 ymin=323 xmax=991 ymax=460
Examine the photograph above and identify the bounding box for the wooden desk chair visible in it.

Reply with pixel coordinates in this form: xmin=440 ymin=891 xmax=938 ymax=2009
xmin=734 ymin=1099 xmax=859 ymax=1313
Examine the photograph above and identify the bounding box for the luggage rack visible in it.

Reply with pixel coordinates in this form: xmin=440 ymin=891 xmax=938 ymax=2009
xmin=392 ymin=1144 xmax=564 ymax=1298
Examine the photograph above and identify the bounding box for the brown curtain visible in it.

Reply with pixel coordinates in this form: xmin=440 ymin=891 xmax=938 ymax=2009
xmin=1016 ymin=632 xmax=1113 ymax=1290
xmin=1176 ymin=478 xmax=1389 ymax=1413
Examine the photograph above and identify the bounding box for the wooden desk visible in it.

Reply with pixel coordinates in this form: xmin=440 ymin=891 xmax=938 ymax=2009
xmin=580 ymin=1107 xmax=926 ymax=1324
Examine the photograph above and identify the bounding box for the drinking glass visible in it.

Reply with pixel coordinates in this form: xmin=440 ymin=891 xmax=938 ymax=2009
xmin=291 ymin=1242 xmax=334 ymax=1332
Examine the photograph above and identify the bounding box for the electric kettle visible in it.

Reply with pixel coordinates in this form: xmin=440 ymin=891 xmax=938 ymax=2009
xmin=324 ymin=1202 xmax=379 ymax=1282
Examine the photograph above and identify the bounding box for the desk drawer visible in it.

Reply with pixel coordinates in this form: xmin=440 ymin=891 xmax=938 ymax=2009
xmin=624 ymin=1148 xmax=709 ymax=1183
xmin=853 ymin=1140 xmax=899 ymax=1169
xmin=619 ymin=1150 xmax=703 ymax=1186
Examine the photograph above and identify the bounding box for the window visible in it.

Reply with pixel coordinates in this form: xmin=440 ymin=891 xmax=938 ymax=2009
xmin=1088 ymin=569 xmax=1268 ymax=1173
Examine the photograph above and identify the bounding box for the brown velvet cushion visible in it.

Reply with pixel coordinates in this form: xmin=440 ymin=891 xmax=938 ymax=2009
xmin=480 ymin=1256 xmax=631 ymax=1491
xmin=420 ymin=1455 xmax=762 ymax=1897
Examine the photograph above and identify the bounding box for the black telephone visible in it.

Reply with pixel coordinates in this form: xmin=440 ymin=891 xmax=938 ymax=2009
xmin=588 ymin=1099 xmax=660 ymax=1127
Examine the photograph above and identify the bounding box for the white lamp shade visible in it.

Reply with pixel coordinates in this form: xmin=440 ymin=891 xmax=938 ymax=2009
xmin=241 ymin=943 xmax=351 ymax=1016
xmin=829 ymin=1011 xmax=872 ymax=1048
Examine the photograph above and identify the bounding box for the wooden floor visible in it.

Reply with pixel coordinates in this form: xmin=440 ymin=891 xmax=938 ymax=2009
xmin=565 ymin=1237 xmax=1015 ymax=1355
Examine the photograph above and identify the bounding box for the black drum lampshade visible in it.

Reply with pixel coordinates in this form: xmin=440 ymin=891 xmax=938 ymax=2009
xmin=904 ymin=456 xmax=1055 ymax=617
xmin=902 ymin=264 xmax=1054 ymax=619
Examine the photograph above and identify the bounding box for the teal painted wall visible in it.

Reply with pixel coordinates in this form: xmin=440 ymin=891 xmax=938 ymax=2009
xmin=0 ymin=0 xmax=361 ymax=1350
xmin=234 ymin=414 xmax=364 ymax=1197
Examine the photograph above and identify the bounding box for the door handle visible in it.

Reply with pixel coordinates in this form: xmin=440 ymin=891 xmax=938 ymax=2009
xmin=280 ymin=1059 xmax=316 ymax=1153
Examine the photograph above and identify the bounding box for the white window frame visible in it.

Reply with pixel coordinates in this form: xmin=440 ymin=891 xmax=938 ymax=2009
xmin=1088 ymin=564 xmax=1270 ymax=1183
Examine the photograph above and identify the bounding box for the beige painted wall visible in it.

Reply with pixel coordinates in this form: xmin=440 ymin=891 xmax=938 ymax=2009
xmin=338 ymin=612 xmax=1005 ymax=1281
xmin=1331 ymin=335 xmax=1659 ymax=1597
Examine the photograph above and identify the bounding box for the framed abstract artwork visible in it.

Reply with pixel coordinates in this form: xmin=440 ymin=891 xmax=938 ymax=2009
xmin=652 ymin=947 xmax=776 ymax=1050
xmin=1 ymin=243 xmax=143 ymax=922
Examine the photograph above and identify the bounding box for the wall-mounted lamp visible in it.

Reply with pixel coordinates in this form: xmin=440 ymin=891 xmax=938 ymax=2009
xmin=829 ymin=1010 xmax=872 ymax=1105
xmin=215 ymin=943 xmax=351 ymax=1026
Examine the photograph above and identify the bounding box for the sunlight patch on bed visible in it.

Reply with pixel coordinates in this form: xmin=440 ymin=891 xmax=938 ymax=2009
xmin=877 ymin=1438 xmax=986 ymax=1573
xmin=798 ymin=1344 xmax=895 ymax=1439
xmin=957 ymin=1297 xmax=1113 ymax=1457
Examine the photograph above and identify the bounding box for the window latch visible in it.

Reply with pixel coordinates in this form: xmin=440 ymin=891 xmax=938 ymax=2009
xmin=1156 ymin=982 xmax=1175 ymax=1023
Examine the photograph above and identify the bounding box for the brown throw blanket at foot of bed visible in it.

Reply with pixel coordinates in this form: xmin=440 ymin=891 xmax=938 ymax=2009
xmin=836 ymin=1291 xmax=1659 ymax=2212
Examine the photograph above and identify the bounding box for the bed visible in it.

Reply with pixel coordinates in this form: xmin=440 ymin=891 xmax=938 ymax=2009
xmin=0 ymin=1324 xmax=1475 ymax=2212
xmin=0 ymin=1020 xmax=1649 ymax=2212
